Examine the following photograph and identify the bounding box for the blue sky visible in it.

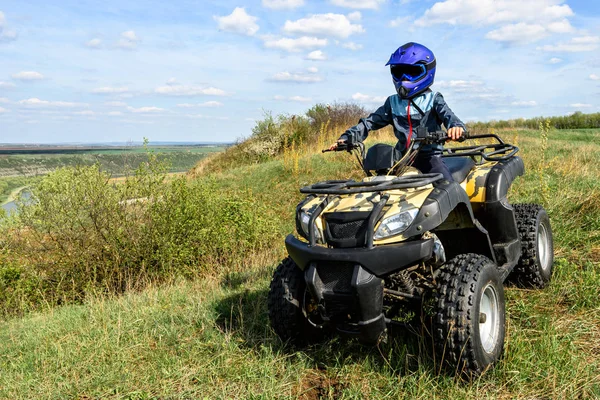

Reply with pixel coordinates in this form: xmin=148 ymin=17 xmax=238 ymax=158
xmin=0 ymin=0 xmax=599 ymax=143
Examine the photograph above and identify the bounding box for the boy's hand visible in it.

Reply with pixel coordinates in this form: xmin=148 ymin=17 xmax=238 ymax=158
xmin=328 ymin=139 xmax=346 ymax=151
xmin=448 ymin=127 xmax=464 ymax=141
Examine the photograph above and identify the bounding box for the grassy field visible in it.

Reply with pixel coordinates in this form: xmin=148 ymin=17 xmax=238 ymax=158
xmin=0 ymin=128 xmax=598 ymax=398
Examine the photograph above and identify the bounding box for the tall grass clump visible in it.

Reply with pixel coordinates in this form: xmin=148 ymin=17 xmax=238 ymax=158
xmin=0 ymin=154 xmax=274 ymax=317
xmin=538 ymin=119 xmax=550 ymax=204
xmin=191 ymin=102 xmax=383 ymax=175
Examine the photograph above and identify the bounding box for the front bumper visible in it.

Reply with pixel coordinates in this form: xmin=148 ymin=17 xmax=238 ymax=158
xmin=285 ymin=234 xmax=434 ymax=344
xmin=285 ymin=234 xmax=433 ymax=277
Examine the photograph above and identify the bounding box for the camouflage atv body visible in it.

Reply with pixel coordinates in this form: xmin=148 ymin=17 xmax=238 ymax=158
xmin=268 ymin=132 xmax=554 ymax=377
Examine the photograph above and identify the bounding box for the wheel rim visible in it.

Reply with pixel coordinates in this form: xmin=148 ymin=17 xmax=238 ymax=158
xmin=479 ymin=284 xmax=500 ymax=354
xmin=538 ymin=222 xmax=551 ymax=272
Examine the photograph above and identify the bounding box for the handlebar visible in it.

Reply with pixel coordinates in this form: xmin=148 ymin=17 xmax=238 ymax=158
xmin=322 ymin=130 xmax=470 ymax=152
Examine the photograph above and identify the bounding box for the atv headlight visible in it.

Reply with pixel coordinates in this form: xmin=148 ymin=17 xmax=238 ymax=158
xmin=373 ymin=209 xmax=419 ymax=240
xmin=299 ymin=211 xmax=322 ymax=242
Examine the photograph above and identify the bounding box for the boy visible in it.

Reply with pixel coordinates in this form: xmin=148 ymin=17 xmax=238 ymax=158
xmin=329 ymin=42 xmax=465 ymax=181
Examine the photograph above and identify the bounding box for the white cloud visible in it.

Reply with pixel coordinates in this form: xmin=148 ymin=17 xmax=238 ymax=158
xmin=546 ymin=18 xmax=574 ymax=33
xmin=107 ymin=111 xmax=123 ymax=116
xmin=549 ymin=57 xmax=563 ymax=64
xmin=91 ymin=87 xmax=129 ymax=94
xmin=263 ymin=36 xmax=327 ymax=52
xmin=271 ymin=68 xmax=323 ymax=83
xmin=274 ymin=95 xmax=313 ymax=102
xmin=105 ymin=101 xmax=127 ymax=107
xmin=176 ymin=101 xmax=224 ymax=107
xmin=0 ymin=97 xmax=9 ymax=103
xmin=416 ymin=0 xmax=574 ymax=27
xmin=538 ymin=36 xmax=600 ymax=52
xmin=283 ymin=13 xmax=365 ymax=38
xmin=436 ymin=80 xmax=485 ymax=91
xmin=214 ymin=7 xmax=259 ymax=36
xmin=389 ymin=17 xmax=410 ymax=28
xmin=116 ymin=30 xmax=140 ymax=50
xmin=347 ymin=12 xmax=362 ymax=21
xmin=0 ymin=107 xmax=8 ymax=113
xmin=127 ymin=106 xmax=165 ymax=113
xmin=511 ymin=100 xmax=538 ymax=107
xmin=570 ymin=103 xmax=592 ymax=108
xmin=73 ymin=110 xmax=95 ymax=116
xmin=85 ymin=38 xmax=102 ymax=49
xmin=342 ymin=41 xmax=363 ymax=50
xmin=0 ymin=11 xmax=17 ymax=43
xmin=329 ymin=0 xmax=385 ymax=9
xmin=306 ymin=50 xmax=327 ymax=60
xmin=590 ymin=74 xmax=600 ymax=81
xmin=0 ymin=81 xmax=16 ymax=89
xmin=262 ymin=0 xmax=304 ymax=9
xmin=17 ymin=98 xmax=89 ymax=108
xmin=12 ymin=71 xmax=45 ymax=81
xmin=485 ymin=23 xmax=547 ymax=44
xmin=352 ymin=92 xmax=387 ymax=103
xmin=155 ymin=85 xmax=227 ymax=96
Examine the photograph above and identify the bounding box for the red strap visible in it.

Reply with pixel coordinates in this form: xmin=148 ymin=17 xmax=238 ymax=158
xmin=406 ymin=100 xmax=413 ymax=149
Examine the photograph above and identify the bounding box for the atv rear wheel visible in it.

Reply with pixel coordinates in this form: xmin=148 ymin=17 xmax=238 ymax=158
xmin=268 ymin=257 xmax=326 ymax=346
xmin=434 ymin=254 xmax=506 ymax=378
xmin=510 ymin=204 xmax=554 ymax=288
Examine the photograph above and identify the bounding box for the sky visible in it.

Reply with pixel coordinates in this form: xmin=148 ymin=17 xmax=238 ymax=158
xmin=0 ymin=0 xmax=599 ymax=144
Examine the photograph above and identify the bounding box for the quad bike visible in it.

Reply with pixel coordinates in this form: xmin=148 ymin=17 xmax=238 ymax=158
xmin=267 ymin=129 xmax=554 ymax=377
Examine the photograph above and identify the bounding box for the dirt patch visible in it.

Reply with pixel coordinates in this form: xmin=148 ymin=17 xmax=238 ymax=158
xmin=293 ymin=368 xmax=348 ymax=400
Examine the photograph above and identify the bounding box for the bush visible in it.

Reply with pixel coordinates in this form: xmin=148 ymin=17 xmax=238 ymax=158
xmin=0 ymin=156 xmax=274 ymax=316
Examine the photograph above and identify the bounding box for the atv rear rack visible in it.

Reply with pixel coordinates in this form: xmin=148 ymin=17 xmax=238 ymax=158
xmin=299 ymin=173 xmax=444 ymax=195
xmin=442 ymin=133 xmax=519 ymax=162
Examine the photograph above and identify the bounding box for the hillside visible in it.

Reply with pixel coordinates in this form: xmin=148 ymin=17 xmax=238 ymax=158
xmin=0 ymin=126 xmax=598 ymax=398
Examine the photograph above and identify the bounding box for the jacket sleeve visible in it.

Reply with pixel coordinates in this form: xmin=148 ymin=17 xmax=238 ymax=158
xmin=433 ymin=93 xmax=465 ymax=129
xmin=339 ymin=97 xmax=393 ymax=143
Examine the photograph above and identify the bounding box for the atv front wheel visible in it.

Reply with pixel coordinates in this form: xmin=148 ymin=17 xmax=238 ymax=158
xmin=511 ymin=204 xmax=554 ymax=288
xmin=434 ymin=254 xmax=506 ymax=378
xmin=268 ymin=257 xmax=326 ymax=346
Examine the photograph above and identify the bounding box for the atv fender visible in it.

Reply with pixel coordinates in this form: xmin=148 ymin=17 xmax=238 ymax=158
xmin=401 ymin=180 xmax=496 ymax=263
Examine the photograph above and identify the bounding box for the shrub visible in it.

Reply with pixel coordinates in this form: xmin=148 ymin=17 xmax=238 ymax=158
xmin=0 ymin=156 xmax=274 ymax=316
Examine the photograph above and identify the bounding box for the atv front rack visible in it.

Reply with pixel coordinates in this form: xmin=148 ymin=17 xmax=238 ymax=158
xmin=300 ymin=173 xmax=444 ymax=195
xmin=443 ymin=133 xmax=518 ymax=162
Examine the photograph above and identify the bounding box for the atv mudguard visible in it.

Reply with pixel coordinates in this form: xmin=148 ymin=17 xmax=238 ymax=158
xmin=403 ymin=179 xmax=497 ymax=264
xmin=474 ymin=156 xmax=525 ymax=277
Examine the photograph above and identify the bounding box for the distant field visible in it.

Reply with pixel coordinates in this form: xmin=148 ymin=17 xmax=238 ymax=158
xmin=0 ymin=144 xmax=225 ymax=204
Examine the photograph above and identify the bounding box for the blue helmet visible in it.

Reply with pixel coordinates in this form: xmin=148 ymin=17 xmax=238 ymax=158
xmin=386 ymin=42 xmax=436 ymax=99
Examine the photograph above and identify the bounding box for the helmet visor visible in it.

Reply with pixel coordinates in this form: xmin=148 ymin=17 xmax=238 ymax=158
xmin=390 ymin=64 xmax=426 ymax=82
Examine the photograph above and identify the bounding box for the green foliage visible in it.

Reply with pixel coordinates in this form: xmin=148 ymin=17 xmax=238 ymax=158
xmin=468 ymin=111 xmax=600 ymax=131
xmin=0 ymin=155 xmax=274 ymax=316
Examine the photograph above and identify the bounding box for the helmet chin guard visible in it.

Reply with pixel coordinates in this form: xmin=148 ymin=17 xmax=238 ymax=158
xmin=386 ymin=42 xmax=436 ymax=99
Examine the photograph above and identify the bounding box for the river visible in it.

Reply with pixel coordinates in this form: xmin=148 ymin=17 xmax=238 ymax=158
xmin=1 ymin=190 xmax=32 ymax=214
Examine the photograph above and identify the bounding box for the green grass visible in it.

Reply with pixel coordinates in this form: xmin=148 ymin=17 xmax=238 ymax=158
xmin=0 ymin=128 xmax=598 ymax=398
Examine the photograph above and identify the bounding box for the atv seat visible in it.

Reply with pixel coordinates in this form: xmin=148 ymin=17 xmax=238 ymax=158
xmin=443 ymin=157 xmax=475 ymax=183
